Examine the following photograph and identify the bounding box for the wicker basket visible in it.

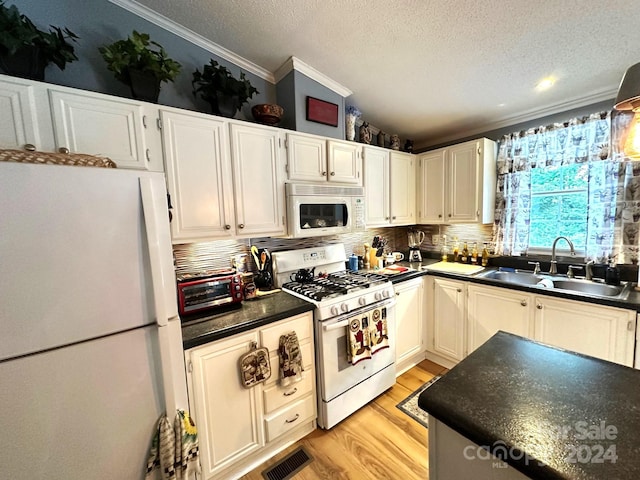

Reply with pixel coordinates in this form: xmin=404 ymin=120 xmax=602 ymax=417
xmin=0 ymin=149 xmax=117 ymax=168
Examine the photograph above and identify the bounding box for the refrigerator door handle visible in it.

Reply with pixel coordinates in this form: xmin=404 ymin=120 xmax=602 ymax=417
xmin=139 ymin=176 xmax=179 ymax=326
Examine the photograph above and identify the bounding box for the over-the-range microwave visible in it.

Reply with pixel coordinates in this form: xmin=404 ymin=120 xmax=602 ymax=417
xmin=285 ymin=183 xmax=366 ymax=238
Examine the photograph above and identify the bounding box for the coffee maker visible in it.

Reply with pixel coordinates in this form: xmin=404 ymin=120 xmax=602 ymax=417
xmin=408 ymin=229 xmax=425 ymax=262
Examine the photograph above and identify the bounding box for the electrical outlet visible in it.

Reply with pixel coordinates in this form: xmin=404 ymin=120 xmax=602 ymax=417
xmin=432 ymin=234 xmax=439 ymax=245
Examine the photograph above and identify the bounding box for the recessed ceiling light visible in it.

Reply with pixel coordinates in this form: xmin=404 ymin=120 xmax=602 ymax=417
xmin=497 ymin=103 xmax=506 ymax=107
xmin=536 ymin=77 xmax=556 ymax=91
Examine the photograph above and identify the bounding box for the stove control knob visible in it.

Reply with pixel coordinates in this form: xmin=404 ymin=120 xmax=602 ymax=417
xmin=374 ymin=292 xmax=382 ymax=301
xmin=330 ymin=306 xmax=339 ymax=316
xmin=340 ymin=303 xmax=349 ymax=312
xmin=383 ymin=289 xmax=391 ymax=298
xmin=358 ymin=297 xmax=366 ymax=306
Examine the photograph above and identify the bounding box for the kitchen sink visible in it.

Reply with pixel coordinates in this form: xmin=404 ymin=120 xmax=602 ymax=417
xmin=480 ymin=270 xmax=543 ymax=286
xmin=551 ymin=280 xmax=623 ymax=297
xmin=479 ymin=269 xmax=630 ymax=299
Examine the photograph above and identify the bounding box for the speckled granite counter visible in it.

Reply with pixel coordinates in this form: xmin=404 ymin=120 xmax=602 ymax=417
xmin=181 ymin=292 xmax=314 ymax=349
xmin=418 ymin=331 xmax=640 ymax=479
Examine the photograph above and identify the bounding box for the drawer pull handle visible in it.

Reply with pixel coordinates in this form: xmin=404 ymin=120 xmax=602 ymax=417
xmin=520 ymin=300 xmax=527 ymax=306
xmin=285 ymin=413 xmax=300 ymax=424
xmin=283 ymin=387 xmax=297 ymax=397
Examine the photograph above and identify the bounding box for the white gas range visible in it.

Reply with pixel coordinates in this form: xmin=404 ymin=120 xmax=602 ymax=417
xmin=272 ymin=244 xmax=396 ymax=429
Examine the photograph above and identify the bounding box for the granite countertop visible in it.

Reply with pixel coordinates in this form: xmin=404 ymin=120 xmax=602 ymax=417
xmin=181 ymin=291 xmax=314 ymax=349
xmin=384 ymin=259 xmax=640 ymax=311
xmin=418 ymin=331 xmax=640 ymax=479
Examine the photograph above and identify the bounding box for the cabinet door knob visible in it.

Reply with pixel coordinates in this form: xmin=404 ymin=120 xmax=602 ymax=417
xmin=58 ymin=147 xmax=70 ymax=154
xmin=438 ymin=214 xmax=442 ymax=218
xmin=322 ymin=171 xmax=327 ymax=176
xmin=536 ymin=304 xmax=543 ymax=310
xmin=392 ymin=216 xmax=396 ymax=220
xmin=24 ymin=143 xmax=36 ymax=151
xmin=225 ymin=225 xmax=231 ymax=230
xmin=238 ymin=224 xmax=244 ymax=229
xmin=456 ymin=288 xmax=462 ymax=293
xmin=330 ymin=171 xmax=335 ymax=176
xmin=448 ymin=213 xmax=452 ymax=217
xmin=385 ymin=217 xmax=390 ymax=220
xmin=520 ymin=300 xmax=527 ymax=306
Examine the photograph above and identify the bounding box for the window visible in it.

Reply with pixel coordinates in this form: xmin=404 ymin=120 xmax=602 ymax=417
xmin=528 ymin=163 xmax=589 ymax=252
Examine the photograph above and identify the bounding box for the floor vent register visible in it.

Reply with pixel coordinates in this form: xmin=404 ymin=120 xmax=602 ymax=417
xmin=262 ymin=446 xmax=313 ymax=480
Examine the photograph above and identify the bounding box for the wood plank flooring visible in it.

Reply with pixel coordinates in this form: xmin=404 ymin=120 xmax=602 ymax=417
xmin=241 ymin=359 xmax=448 ymax=480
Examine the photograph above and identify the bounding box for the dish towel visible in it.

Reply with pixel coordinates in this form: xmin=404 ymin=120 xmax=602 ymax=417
xmin=146 ymin=410 xmax=201 ymax=480
xmin=174 ymin=409 xmax=201 ymax=480
xmin=146 ymin=415 xmax=176 ymax=480
xmin=348 ymin=316 xmax=372 ymax=365
xmin=369 ymin=307 xmax=389 ymax=355
xmin=279 ymin=331 xmax=304 ymax=387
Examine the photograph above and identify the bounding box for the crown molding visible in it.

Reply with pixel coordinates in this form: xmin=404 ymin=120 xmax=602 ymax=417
xmin=419 ymin=86 xmax=617 ymax=149
xmin=274 ymin=56 xmax=353 ymax=97
xmin=108 ymin=0 xmax=275 ymax=83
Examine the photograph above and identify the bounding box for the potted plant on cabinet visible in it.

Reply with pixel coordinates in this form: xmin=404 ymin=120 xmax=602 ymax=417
xmin=99 ymin=30 xmax=181 ymax=103
xmin=0 ymin=1 xmax=79 ymax=81
xmin=192 ymin=59 xmax=259 ymax=118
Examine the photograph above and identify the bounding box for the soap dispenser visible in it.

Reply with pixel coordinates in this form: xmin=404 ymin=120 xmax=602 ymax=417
xmin=605 ymin=255 xmax=620 ymax=286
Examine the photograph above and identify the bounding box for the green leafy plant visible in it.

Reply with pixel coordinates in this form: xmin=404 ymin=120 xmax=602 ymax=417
xmin=99 ymin=30 xmax=181 ymax=86
xmin=0 ymin=1 xmax=78 ymax=71
xmin=192 ymin=59 xmax=259 ymax=113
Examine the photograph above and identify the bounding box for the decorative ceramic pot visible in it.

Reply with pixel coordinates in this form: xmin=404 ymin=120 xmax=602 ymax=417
xmin=345 ymin=114 xmax=357 ymax=141
xmin=128 ymin=69 xmax=161 ymax=103
xmin=210 ymin=93 xmax=240 ymax=118
xmin=251 ymin=104 xmax=284 ymax=125
xmin=0 ymin=45 xmax=46 ymax=81
xmin=390 ymin=134 xmax=400 ymax=150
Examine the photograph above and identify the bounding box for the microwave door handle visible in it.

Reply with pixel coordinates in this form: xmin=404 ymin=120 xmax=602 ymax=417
xmin=323 ymin=319 xmax=350 ymax=332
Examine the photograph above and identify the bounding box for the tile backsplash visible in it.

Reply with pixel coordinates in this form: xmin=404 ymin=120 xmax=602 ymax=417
xmin=173 ymin=226 xmax=413 ymax=277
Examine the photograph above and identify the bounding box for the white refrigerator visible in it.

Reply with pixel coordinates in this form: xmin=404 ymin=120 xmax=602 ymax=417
xmin=0 ymin=162 xmax=189 ymax=479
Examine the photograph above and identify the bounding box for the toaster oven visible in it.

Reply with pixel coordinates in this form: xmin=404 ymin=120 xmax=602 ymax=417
xmin=177 ymin=272 xmax=243 ymax=316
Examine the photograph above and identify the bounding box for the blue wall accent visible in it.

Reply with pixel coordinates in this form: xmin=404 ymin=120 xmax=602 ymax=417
xmin=275 ymin=71 xmax=296 ymax=131
xmin=10 ymin=0 xmax=275 ymax=119
xmin=292 ymin=70 xmax=345 ymax=139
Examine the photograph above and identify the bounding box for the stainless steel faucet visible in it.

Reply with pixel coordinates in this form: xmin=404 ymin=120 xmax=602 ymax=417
xmin=585 ymin=259 xmax=595 ymax=280
xmin=549 ymin=236 xmax=575 ymax=275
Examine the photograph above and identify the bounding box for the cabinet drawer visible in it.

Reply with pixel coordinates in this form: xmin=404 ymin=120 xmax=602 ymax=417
xmin=265 ymin=340 xmax=313 ymax=385
xmin=260 ymin=312 xmax=312 ymax=352
xmin=264 ymin=394 xmax=315 ymax=442
xmin=263 ymin=369 xmax=314 ymax=413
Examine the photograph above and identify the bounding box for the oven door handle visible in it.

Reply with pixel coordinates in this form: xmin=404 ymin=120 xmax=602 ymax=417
xmin=323 ymin=319 xmax=350 ymax=331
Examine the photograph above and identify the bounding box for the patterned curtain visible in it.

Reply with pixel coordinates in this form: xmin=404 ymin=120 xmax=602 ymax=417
xmin=612 ymin=111 xmax=640 ymax=264
xmin=493 ymin=111 xmax=616 ymax=261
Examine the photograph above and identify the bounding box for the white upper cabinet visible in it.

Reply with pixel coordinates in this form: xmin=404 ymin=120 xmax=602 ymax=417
xmin=161 ymin=109 xmax=235 ymax=243
xmin=327 ymin=139 xmax=362 ymax=184
xmin=0 ymin=76 xmax=49 ymax=151
xmin=229 ymin=122 xmax=286 ymax=238
xmin=48 ymin=88 xmax=163 ymax=171
xmin=363 ymin=145 xmax=390 ymax=226
xmin=417 ymin=138 xmax=496 ymax=224
xmin=286 ymin=132 xmax=362 ymax=185
xmin=363 ymin=146 xmax=415 ymax=227
xmin=389 ymin=151 xmax=416 ymax=225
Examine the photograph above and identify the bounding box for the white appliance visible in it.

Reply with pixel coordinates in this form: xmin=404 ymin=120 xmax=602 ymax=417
xmin=0 ymin=162 xmax=188 ymax=479
xmin=272 ymin=244 xmax=396 ymax=429
xmin=285 ymin=183 xmax=366 ymax=238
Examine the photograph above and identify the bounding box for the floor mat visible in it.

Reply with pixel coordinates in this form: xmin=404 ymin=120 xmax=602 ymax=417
xmin=396 ymin=375 xmax=441 ymax=428
xmin=262 ymin=446 xmax=313 ymax=480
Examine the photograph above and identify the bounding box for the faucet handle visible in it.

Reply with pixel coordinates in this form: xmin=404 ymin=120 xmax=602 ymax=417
xmin=527 ymin=261 xmax=541 ymax=274
xmin=567 ymin=265 xmax=583 ymax=278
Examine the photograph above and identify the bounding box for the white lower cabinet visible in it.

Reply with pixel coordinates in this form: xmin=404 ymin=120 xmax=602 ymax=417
xmin=394 ymin=277 xmax=425 ymax=375
xmin=467 ymin=284 xmax=534 ymax=353
xmin=185 ymin=312 xmax=316 ymax=480
xmin=465 ymin=283 xmax=636 ymax=367
xmin=426 ymin=277 xmax=466 ymax=365
xmin=533 ymin=296 xmax=635 ymax=366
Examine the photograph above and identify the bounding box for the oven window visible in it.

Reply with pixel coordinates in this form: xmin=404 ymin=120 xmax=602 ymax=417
xmin=182 ymin=281 xmax=230 ymax=308
xmin=299 ymin=203 xmax=348 ymax=229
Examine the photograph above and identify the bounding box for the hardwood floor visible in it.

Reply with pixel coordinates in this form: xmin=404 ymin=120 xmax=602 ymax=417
xmin=241 ymin=359 xmax=448 ymax=480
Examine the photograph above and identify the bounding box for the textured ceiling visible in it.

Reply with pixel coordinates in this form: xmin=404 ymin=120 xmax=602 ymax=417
xmin=134 ymin=0 xmax=640 ymax=148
